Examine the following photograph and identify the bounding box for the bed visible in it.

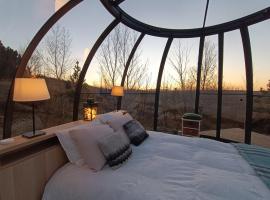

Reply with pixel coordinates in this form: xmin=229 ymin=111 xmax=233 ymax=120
xmin=42 ymin=131 xmax=270 ymax=200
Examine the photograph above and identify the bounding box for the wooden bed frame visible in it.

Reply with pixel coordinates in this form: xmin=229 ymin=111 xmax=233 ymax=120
xmin=0 ymin=120 xmax=87 ymax=200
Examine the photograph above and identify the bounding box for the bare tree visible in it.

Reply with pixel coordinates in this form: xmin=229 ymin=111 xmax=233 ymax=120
xmin=201 ymin=40 xmax=217 ymax=90
xmin=98 ymin=27 xmax=121 ymax=87
xmin=168 ymin=41 xmax=194 ymax=113
xmin=169 ymin=41 xmax=191 ymax=90
xmin=98 ymin=25 xmax=147 ymax=90
xmin=187 ymin=40 xmax=217 ymax=90
xmin=18 ymin=46 xmax=43 ymax=77
xmin=43 ymin=24 xmax=73 ymax=80
xmin=125 ymin=59 xmax=148 ymax=90
xmin=143 ymin=72 xmax=152 ymax=92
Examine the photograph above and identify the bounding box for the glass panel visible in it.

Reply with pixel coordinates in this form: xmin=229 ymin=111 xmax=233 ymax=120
xmin=83 ymin=27 xmax=159 ymax=130
xmin=0 ymin=0 xmax=54 ymax=138
xmin=249 ymin=21 xmax=270 ymax=148
xmin=221 ymin=30 xmax=246 ymax=142
xmin=206 ymin=0 xmax=270 ymax=27
xmin=121 ymin=36 xmax=167 ymax=130
xmin=121 ymin=0 xmax=206 ymax=29
xmin=0 ymin=0 xmax=113 ymax=137
xmin=158 ymin=38 xmax=200 ymax=133
xmin=199 ymin=35 xmax=218 ymax=136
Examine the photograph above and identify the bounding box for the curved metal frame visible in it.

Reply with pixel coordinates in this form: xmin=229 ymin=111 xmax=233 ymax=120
xmin=101 ymin=0 xmax=270 ymax=38
xmin=216 ymin=33 xmax=224 ymax=139
xmin=3 ymin=0 xmax=83 ymax=138
xmin=240 ymin=26 xmax=253 ymax=144
xmin=194 ymin=36 xmax=205 ymax=114
xmin=153 ymin=37 xmax=173 ymax=131
xmin=73 ymin=19 xmax=120 ymax=120
xmin=117 ymin=33 xmax=145 ymax=110
xmin=2 ymin=0 xmax=269 ymax=146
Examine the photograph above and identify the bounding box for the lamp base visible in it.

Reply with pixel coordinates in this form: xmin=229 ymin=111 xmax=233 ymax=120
xmin=22 ymin=130 xmax=46 ymax=138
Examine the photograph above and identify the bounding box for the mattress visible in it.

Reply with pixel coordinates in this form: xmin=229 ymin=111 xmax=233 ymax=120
xmin=43 ymin=131 xmax=270 ymax=200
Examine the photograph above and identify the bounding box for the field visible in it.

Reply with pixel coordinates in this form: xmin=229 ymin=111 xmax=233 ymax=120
xmin=0 ymin=79 xmax=269 ymax=147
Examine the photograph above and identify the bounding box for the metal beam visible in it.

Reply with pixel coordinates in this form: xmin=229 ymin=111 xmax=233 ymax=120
xmin=117 ymin=33 xmax=145 ymax=110
xmin=111 ymin=0 xmax=126 ymax=5
xmin=101 ymin=0 xmax=270 ymax=38
xmin=202 ymin=0 xmax=210 ymax=28
xmin=153 ymin=37 xmax=173 ymax=131
xmin=194 ymin=36 xmax=205 ymax=114
xmin=216 ymin=32 xmax=224 ymax=139
xmin=240 ymin=26 xmax=253 ymax=144
xmin=73 ymin=19 xmax=120 ymax=120
xmin=3 ymin=0 xmax=83 ymax=138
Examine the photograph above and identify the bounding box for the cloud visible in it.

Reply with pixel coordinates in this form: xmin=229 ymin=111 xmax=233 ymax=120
xmin=55 ymin=0 xmax=69 ymax=12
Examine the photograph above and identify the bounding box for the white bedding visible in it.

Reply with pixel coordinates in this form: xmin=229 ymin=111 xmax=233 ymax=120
xmin=43 ymin=131 xmax=270 ymax=200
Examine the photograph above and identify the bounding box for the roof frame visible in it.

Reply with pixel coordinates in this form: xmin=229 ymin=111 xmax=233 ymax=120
xmin=101 ymin=0 xmax=270 ymax=38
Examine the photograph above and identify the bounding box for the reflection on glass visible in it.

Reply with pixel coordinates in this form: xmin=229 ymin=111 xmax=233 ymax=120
xmin=55 ymin=0 xmax=69 ymax=12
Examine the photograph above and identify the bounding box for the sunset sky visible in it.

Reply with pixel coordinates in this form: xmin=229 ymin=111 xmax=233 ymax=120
xmin=0 ymin=0 xmax=269 ymax=90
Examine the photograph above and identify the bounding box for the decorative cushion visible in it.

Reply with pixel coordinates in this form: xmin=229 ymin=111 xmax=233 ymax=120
xmin=107 ymin=113 xmax=133 ymax=131
xmin=96 ymin=111 xmax=126 ymax=124
xmin=123 ymin=120 xmax=149 ymax=146
xmin=70 ymin=124 xmax=114 ymax=171
xmin=182 ymin=113 xmax=202 ymax=121
xmin=98 ymin=130 xmax=132 ymax=169
xmin=106 ymin=113 xmax=133 ymax=143
xmin=55 ymin=121 xmax=101 ymax=166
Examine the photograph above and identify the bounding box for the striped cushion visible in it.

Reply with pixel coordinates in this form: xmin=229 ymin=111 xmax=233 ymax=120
xmin=98 ymin=131 xmax=132 ymax=169
xmin=123 ymin=120 xmax=149 ymax=146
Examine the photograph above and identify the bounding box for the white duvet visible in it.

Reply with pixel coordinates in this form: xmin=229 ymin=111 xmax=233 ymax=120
xmin=43 ymin=131 xmax=270 ymax=200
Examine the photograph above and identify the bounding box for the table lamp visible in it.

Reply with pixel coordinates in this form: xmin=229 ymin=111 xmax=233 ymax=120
xmin=13 ymin=78 xmax=50 ymax=138
xmin=111 ymin=86 xmax=124 ymax=111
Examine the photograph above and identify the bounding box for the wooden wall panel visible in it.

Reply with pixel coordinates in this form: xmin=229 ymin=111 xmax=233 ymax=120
xmin=13 ymin=154 xmax=46 ymax=200
xmin=0 ymin=145 xmax=67 ymax=200
xmin=0 ymin=167 xmax=15 ymax=200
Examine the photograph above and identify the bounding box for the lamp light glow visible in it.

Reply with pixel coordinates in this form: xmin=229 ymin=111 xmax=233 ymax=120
xmin=111 ymin=86 xmax=124 ymax=97
xmin=13 ymin=78 xmax=50 ymax=102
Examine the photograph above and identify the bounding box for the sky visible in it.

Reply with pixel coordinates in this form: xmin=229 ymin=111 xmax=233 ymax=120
xmin=0 ymin=0 xmax=269 ymax=90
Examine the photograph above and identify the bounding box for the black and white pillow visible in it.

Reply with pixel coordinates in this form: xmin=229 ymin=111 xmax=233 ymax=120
xmin=123 ymin=120 xmax=149 ymax=146
xmin=98 ymin=131 xmax=132 ymax=169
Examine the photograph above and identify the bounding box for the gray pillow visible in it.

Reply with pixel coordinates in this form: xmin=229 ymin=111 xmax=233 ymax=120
xmin=69 ymin=125 xmax=114 ymax=171
xmin=123 ymin=120 xmax=149 ymax=146
xmin=98 ymin=131 xmax=132 ymax=169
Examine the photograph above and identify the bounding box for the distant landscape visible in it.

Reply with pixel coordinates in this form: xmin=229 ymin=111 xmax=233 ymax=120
xmin=1 ymin=78 xmax=270 ymax=140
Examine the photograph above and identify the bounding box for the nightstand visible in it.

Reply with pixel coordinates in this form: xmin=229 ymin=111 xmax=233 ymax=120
xmin=181 ymin=113 xmax=202 ymax=137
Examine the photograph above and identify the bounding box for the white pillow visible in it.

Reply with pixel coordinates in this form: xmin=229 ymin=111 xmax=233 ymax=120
xmin=107 ymin=113 xmax=133 ymax=143
xmin=55 ymin=120 xmax=101 ymax=166
xmin=70 ymin=124 xmax=114 ymax=171
xmin=107 ymin=113 xmax=133 ymax=131
xmin=96 ymin=111 xmax=125 ymax=124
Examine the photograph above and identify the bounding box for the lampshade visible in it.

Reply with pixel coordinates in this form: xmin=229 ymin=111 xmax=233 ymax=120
xmin=13 ymin=78 xmax=50 ymax=102
xmin=111 ymin=86 xmax=124 ymax=97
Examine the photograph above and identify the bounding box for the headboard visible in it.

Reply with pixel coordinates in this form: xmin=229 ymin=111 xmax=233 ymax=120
xmin=0 ymin=120 xmax=87 ymax=200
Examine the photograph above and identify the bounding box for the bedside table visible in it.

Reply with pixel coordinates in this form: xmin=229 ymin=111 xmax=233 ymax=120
xmin=181 ymin=113 xmax=202 ymax=137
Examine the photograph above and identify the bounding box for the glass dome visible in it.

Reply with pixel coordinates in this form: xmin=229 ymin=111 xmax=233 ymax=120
xmin=0 ymin=0 xmax=269 ymax=147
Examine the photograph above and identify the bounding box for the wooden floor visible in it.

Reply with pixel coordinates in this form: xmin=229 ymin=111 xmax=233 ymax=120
xmin=201 ymin=128 xmax=270 ymax=148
